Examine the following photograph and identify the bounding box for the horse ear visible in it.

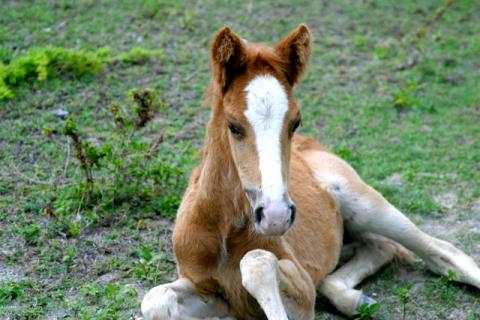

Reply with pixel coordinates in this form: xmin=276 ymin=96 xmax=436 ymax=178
xmin=275 ymin=24 xmax=312 ymax=86
xmin=211 ymin=27 xmax=247 ymax=93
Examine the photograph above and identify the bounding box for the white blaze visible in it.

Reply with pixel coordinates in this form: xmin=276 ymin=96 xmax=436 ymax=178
xmin=244 ymin=75 xmax=288 ymax=201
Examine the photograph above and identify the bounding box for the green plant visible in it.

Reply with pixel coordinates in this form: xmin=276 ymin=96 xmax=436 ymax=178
xmin=140 ymin=0 xmax=163 ymax=18
xmin=0 ymin=47 xmax=106 ymax=100
xmin=0 ymin=46 xmax=163 ymax=101
xmin=63 ymin=116 xmax=105 ymax=198
xmin=422 ymin=270 xmax=460 ymax=307
xmin=436 ymin=270 xmax=460 ymax=303
xmin=396 ymin=282 xmax=414 ymax=320
xmin=393 ymin=80 xmax=418 ymax=112
xmin=353 ymin=301 xmax=380 ymax=320
xmin=440 ymin=270 xmax=457 ymax=284
xmin=50 ymin=88 xmax=184 ymax=236
xmin=62 ymin=246 xmax=78 ymax=270
xmin=0 ymin=283 xmax=24 ymax=303
xmin=129 ymin=243 xmax=172 ymax=285
xmin=75 ymin=283 xmax=138 ymax=319
xmin=16 ymin=223 xmax=41 ymax=245
xmin=115 ymin=47 xmax=164 ymax=64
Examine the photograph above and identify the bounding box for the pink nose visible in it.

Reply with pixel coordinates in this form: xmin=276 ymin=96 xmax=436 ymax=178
xmin=254 ymin=200 xmax=296 ymax=236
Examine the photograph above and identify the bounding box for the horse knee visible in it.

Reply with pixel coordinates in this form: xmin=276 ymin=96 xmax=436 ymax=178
xmin=141 ymin=284 xmax=179 ymax=320
xmin=240 ymin=249 xmax=278 ymax=293
xmin=241 ymin=249 xmax=277 ymax=266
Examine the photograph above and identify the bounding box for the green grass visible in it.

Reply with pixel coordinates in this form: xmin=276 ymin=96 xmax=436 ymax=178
xmin=1 ymin=0 xmax=479 ymax=319
xmin=0 ymin=46 xmax=163 ymax=100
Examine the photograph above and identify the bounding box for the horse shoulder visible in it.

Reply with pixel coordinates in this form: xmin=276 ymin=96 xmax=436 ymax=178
xmin=287 ymin=151 xmax=344 ymax=284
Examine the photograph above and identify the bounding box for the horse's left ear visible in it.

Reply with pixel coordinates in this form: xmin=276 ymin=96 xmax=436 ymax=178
xmin=211 ymin=27 xmax=247 ymax=93
xmin=275 ymin=24 xmax=312 ymax=86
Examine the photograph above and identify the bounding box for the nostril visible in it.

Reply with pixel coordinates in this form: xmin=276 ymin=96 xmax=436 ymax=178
xmin=289 ymin=204 xmax=296 ymax=226
xmin=254 ymin=206 xmax=264 ymax=223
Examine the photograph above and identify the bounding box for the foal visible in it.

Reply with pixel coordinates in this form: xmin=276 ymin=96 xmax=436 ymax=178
xmin=142 ymin=25 xmax=480 ymax=319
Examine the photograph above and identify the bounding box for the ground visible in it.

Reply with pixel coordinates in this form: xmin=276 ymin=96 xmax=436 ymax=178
xmin=1 ymin=0 xmax=479 ymax=319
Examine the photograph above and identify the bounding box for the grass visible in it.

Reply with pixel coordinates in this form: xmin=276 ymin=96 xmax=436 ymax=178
xmin=1 ymin=0 xmax=479 ymax=319
xmin=0 ymin=46 xmax=163 ymax=100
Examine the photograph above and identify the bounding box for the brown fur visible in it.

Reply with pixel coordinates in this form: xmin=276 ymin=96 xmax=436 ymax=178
xmin=173 ymin=25 xmax=343 ymax=319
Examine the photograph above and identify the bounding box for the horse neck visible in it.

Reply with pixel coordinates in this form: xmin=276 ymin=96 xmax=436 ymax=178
xmin=196 ymin=107 xmax=249 ymax=231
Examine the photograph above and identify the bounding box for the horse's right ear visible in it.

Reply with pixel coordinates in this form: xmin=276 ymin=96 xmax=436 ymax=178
xmin=211 ymin=27 xmax=247 ymax=93
xmin=275 ymin=24 xmax=312 ymax=86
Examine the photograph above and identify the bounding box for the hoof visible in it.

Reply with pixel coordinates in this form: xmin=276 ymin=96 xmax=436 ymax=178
xmin=355 ymin=294 xmax=378 ymax=310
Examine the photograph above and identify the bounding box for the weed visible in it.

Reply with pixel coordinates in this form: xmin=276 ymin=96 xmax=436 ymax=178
xmin=393 ymin=80 xmax=418 ymax=112
xmin=50 ymin=88 xmax=183 ymax=236
xmin=74 ymin=283 xmax=138 ymax=319
xmin=62 ymin=246 xmax=78 ymax=270
xmin=132 ymin=89 xmax=160 ymax=128
xmin=0 ymin=47 xmax=106 ymax=100
xmin=0 ymin=283 xmax=24 ymax=303
xmin=353 ymin=302 xmax=380 ymax=320
xmin=15 ymin=222 xmax=41 ymax=245
xmin=0 ymin=46 xmax=163 ymax=101
xmin=129 ymin=243 xmax=173 ymax=285
xmin=140 ymin=0 xmax=164 ymax=19
xmin=63 ymin=116 xmax=103 ymax=198
xmin=396 ymin=282 xmax=414 ymax=320
xmin=115 ymin=47 xmax=164 ymax=64
xmin=441 ymin=270 xmax=457 ymax=283
xmin=96 ymin=256 xmax=127 ymax=275
xmin=422 ymin=270 xmax=460 ymax=306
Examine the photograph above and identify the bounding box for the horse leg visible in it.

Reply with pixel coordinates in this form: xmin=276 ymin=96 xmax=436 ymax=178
xmin=338 ymin=241 xmax=362 ymax=264
xmin=326 ymin=167 xmax=480 ymax=290
xmin=304 ymin=150 xmax=480 ymax=290
xmin=341 ymin=183 xmax=480 ymax=289
xmin=319 ymin=236 xmax=411 ymax=316
xmin=240 ymin=249 xmax=316 ymax=320
xmin=141 ymin=278 xmax=235 ymax=320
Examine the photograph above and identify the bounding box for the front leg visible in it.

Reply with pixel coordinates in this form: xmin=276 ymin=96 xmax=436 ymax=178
xmin=240 ymin=249 xmax=316 ymax=320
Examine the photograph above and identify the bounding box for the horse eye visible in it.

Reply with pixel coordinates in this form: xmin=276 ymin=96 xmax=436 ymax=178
xmin=228 ymin=122 xmax=244 ymax=138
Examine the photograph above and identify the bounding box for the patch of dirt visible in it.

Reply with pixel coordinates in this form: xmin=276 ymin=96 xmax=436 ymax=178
xmin=0 ymin=261 xmax=25 ymax=283
xmin=471 ymin=199 xmax=480 ymax=215
xmin=95 ymin=272 xmax=121 ymax=285
xmin=0 ymin=233 xmax=27 ymax=283
xmin=420 ymin=193 xmax=480 ymax=262
xmin=384 ymin=172 xmax=405 ymax=188
xmin=433 ymin=192 xmax=458 ymax=210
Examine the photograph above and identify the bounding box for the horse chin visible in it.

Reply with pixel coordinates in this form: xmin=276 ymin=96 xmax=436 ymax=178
xmin=254 ymin=223 xmax=289 ymax=237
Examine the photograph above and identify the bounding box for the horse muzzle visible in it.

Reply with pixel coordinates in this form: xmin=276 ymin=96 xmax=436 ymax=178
xmin=246 ymin=189 xmax=296 ymax=236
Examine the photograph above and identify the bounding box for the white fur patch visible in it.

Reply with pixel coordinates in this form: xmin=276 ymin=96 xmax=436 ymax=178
xmin=244 ymin=75 xmax=288 ymax=201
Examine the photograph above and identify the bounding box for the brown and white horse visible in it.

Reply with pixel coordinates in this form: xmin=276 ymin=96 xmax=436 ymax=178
xmin=142 ymin=25 xmax=480 ymax=319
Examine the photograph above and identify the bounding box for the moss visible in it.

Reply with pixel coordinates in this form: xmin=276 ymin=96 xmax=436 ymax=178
xmin=0 ymin=46 xmax=164 ymax=101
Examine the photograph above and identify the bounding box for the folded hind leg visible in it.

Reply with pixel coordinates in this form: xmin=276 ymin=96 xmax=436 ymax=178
xmin=303 ymin=149 xmax=480 ymax=290
xmin=319 ymin=236 xmax=410 ymax=316
xmin=141 ymin=278 xmax=235 ymax=320
xmin=305 ymin=150 xmax=480 ymax=289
